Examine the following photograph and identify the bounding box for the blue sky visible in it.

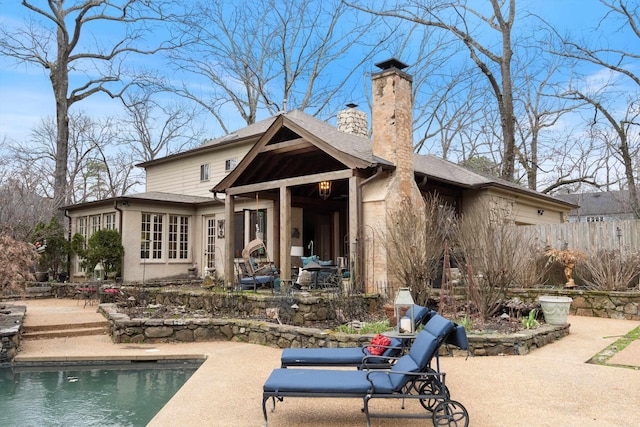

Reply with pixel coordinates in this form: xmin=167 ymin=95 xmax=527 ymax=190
xmin=0 ymin=1 xmax=630 ymax=146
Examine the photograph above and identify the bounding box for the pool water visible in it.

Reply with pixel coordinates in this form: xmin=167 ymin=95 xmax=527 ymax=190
xmin=0 ymin=362 xmax=200 ymax=426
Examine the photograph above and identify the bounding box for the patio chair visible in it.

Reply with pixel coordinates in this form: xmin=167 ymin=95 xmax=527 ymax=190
xmin=262 ymin=319 xmax=469 ymax=427
xmin=237 ymin=239 xmax=279 ymax=292
xmin=280 ymin=305 xmax=434 ymax=368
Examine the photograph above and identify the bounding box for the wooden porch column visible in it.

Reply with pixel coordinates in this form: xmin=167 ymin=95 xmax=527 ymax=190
xmin=349 ymin=175 xmax=360 ymax=291
xmin=279 ymin=186 xmax=292 ymax=281
xmin=224 ymin=194 xmax=235 ymax=288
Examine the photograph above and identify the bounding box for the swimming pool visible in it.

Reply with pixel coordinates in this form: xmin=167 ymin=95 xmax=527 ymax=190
xmin=0 ymin=361 xmax=201 ymax=426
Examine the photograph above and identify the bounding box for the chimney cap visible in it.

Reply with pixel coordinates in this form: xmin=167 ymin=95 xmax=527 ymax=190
xmin=374 ymin=58 xmax=408 ymax=71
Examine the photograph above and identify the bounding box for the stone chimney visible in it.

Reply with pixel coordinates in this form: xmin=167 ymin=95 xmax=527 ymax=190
xmin=337 ymin=103 xmax=368 ymax=137
xmin=371 ymin=58 xmax=417 ymax=199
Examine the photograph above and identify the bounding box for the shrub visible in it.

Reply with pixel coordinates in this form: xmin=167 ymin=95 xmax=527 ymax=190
xmin=381 ymin=195 xmax=455 ymax=306
xmin=0 ymin=233 xmax=37 ymax=295
xmin=30 ymin=217 xmax=70 ymax=275
xmin=579 ymin=250 xmax=640 ymax=291
xmin=71 ymin=229 xmax=124 ymax=278
xmin=454 ymin=204 xmax=539 ymax=321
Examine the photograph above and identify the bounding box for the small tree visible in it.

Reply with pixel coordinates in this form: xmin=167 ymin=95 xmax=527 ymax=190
xmin=72 ymin=229 xmax=124 ymax=279
xmin=0 ymin=234 xmax=37 ymax=296
xmin=30 ymin=217 xmax=70 ymax=275
xmin=382 ymin=195 xmax=455 ymax=306
xmin=454 ymin=202 xmax=538 ymax=321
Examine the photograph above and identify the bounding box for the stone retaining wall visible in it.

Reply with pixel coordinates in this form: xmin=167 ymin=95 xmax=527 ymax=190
xmin=467 ymin=323 xmax=570 ymax=356
xmin=100 ymin=303 xmax=569 ymax=357
xmin=432 ymin=288 xmax=640 ymax=321
xmin=0 ymin=304 xmax=25 ymax=364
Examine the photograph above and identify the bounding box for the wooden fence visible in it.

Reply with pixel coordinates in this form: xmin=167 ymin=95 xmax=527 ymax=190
xmin=516 ymin=219 xmax=640 ymax=255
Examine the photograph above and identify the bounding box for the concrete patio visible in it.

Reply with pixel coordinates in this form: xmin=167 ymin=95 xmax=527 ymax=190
xmin=8 ymin=298 xmax=640 ymax=426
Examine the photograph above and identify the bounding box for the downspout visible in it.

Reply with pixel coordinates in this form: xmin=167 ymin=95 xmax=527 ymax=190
xmin=64 ymin=209 xmax=71 ymax=281
xmin=114 ymin=200 xmax=124 ymax=280
xmin=356 ymin=166 xmax=384 ymax=291
xmin=210 ymin=190 xmax=225 ymax=203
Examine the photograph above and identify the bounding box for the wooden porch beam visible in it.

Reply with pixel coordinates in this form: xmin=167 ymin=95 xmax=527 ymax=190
xmin=226 ymin=169 xmax=353 ymax=196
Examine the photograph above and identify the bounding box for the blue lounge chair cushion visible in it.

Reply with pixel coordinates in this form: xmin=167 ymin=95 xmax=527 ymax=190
xmin=281 ymin=337 xmax=402 ymax=367
xmin=408 ymin=330 xmax=440 ymax=369
xmin=264 ymin=369 xmax=372 ymax=394
xmin=445 ymin=324 xmax=469 ymax=350
xmin=266 ymin=330 xmax=441 ymax=395
xmin=423 ymin=313 xmax=455 ymax=340
xmin=413 ymin=305 xmax=430 ymax=325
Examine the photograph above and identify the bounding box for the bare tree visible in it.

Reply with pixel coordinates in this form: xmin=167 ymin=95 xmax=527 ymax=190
xmin=0 ymin=1 xmax=181 ymax=216
xmin=118 ymin=91 xmax=203 ymax=162
xmin=346 ymin=0 xmax=519 ymax=181
xmin=9 ymin=113 xmax=143 ymax=205
xmin=169 ymin=0 xmax=392 ymax=131
xmin=548 ymin=0 xmax=640 ymax=215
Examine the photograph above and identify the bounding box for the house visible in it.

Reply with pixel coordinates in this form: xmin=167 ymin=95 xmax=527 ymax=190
xmin=554 ymin=190 xmax=639 ymax=223
xmin=62 ymin=59 xmax=575 ymax=293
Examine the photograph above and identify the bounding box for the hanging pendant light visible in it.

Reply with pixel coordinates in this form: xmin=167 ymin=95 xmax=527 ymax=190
xmin=319 ymin=181 xmax=331 ymax=200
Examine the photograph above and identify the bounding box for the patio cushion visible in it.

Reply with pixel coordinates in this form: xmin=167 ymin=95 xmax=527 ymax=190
xmin=423 ymin=313 xmax=455 ymax=340
xmin=281 ymin=337 xmax=403 ymax=366
xmin=264 ymin=369 xmax=372 ymax=394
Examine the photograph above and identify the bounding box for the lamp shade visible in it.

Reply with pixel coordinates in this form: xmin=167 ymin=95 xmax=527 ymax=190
xmin=290 ymin=246 xmax=304 ymax=257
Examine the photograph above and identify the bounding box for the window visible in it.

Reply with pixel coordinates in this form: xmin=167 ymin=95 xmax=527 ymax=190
xmin=141 ymin=213 xmax=163 ymax=260
xmin=586 ymin=216 xmax=604 ymax=223
xmin=76 ymin=217 xmax=88 ymax=273
xmin=90 ymin=215 xmax=101 ymax=236
xmin=225 ymin=158 xmax=237 ymax=172
xmin=168 ymin=215 xmax=190 ymax=260
xmin=104 ymin=213 xmax=117 ymax=230
xmin=200 ymin=164 xmax=209 ymax=181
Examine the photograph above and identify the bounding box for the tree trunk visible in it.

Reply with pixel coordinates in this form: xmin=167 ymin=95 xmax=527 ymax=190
xmin=52 ymin=23 xmax=69 ymax=220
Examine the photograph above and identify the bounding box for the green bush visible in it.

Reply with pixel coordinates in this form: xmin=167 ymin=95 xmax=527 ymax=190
xmin=72 ymin=229 xmax=124 ymax=278
xmin=30 ymin=217 xmax=69 ymax=274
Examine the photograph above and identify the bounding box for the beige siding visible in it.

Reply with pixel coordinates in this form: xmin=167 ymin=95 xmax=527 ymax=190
xmin=145 ymin=143 xmax=253 ymax=196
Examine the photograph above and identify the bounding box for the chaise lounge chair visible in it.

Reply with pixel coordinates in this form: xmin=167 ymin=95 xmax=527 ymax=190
xmin=262 ymin=317 xmax=469 ymax=427
xmin=280 ymin=305 xmax=433 ymax=368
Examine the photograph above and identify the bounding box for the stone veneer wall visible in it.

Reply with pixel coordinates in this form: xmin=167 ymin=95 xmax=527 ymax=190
xmin=432 ymin=288 xmax=640 ymax=321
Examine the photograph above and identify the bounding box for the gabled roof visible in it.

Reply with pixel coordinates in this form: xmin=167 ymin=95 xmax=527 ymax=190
xmin=136 ymin=115 xmax=279 ymax=168
xmin=413 ymin=154 xmax=576 ymax=207
xmin=213 ymin=110 xmax=391 ymax=192
xmin=555 ymin=190 xmax=635 ymax=216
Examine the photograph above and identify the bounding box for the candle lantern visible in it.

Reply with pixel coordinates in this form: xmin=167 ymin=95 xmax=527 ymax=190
xmin=394 ymin=287 xmax=415 ymax=334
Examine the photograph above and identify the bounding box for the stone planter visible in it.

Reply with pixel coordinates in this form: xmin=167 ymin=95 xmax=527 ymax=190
xmin=539 ymin=295 xmax=572 ymax=325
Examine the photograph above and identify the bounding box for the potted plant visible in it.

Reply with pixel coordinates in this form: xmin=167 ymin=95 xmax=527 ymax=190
xmin=31 ymin=218 xmax=70 ymax=282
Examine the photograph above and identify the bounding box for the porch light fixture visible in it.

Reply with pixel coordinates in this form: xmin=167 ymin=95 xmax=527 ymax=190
xmin=394 ymin=287 xmax=415 ymax=335
xmin=319 ymin=180 xmax=331 ymax=200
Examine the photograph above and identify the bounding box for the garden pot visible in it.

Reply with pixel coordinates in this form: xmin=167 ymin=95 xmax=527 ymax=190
xmin=35 ymin=271 xmax=49 ymax=282
xmin=539 ymin=296 xmax=572 ymax=325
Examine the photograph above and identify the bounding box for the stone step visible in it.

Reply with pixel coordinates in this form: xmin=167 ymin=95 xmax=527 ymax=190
xmin=22 ymin=321 xmax=108 ymax=333
xmin=22 ymin=326 xmax=109 ymax=340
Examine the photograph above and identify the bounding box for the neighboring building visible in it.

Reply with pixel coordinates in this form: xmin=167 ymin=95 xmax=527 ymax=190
xmin=63 ymin=59 xmax=575 ymax=292
xmin=555 ymin=190 xmax=639 ymax=223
